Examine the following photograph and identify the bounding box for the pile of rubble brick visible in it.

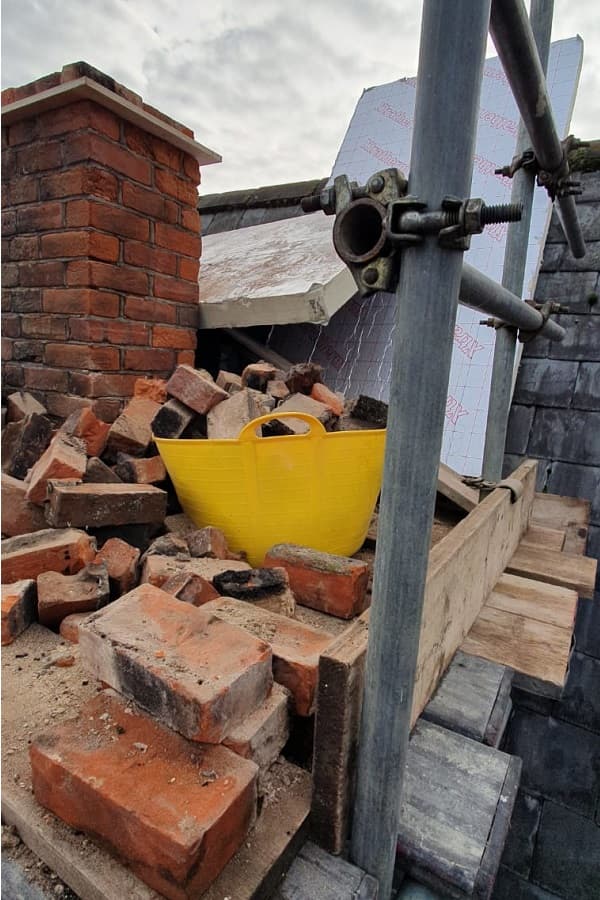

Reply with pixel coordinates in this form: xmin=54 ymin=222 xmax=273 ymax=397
xmin=1 ymin=358 xmax=381 ymax=897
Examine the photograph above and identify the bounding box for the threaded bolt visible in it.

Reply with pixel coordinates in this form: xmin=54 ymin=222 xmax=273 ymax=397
xmin=481 ymin=202 xmax=523 ymax=225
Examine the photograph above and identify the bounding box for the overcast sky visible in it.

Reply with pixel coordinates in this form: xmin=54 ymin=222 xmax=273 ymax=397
xmin=2 ymin=1 xmax=599 ymax=195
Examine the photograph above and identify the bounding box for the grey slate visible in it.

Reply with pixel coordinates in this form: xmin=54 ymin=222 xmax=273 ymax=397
xmin=573 ymin=362 xmax=600 ymax=410
xmin=499 ymin=791 xmax=543 ymax=879
xmin=574 ymin=593 xmax=600 ymax=658
xmin=503 ymin=709 xmax=600 ymax=817
xmin=528 ymin=408 xmax=600 ymax=466
xmin=547 ymin=315 xmax=600 ymax=361
xmin=541 ymin=241 xmax=600 ymax=274
xmin=274 ymin=842 xmax=378 ymax=899
xmin=505 ymin=405 xmax=534 ymax=455
xmin=492 ymin=865 xmax=566 ymax=899
xmin=512 ymin=359 xmax=578 ymax=407
xmin=510 ymin=673 xmax=561 ymax=719
xmin=535 ymin=271 xmax=599 ymax=315
xmin=531 ymin=802 xmax=600 ymax=900
xmin=547 ymin=204 xmax=600 ymax=243
xmin=556 ymin=651 xmax=600 ymax=734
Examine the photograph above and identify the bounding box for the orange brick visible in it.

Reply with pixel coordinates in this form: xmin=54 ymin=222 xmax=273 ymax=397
xmin=43 ymin=288 xmax=120 ymax=317
xmin=16 ymin=140 xmax=62 ymax=173
xmin=140 ymin=555 xmax=250 ymax=590
xmin=41 ymin=230 xmax=119 ymax=262
xmin=16 ymin=201 xmax=63 ymax=233
xmin=155 ymin=222 xmax=201 ymax=258
xmin=133 ymin=376 xmax=168 ymax=403
xmin=106 ymin=397 xmax=161 ymax=455
xmin=1 ymin=579 xmax=36 ymax=645
xmin=94 ymin=538 xmax=140 ymax=596
xmin=79 ymin=584 xmax=273 ymax=742
xmin=68 ymin=317 xmax=150 ymax=346
xmin=153 ymin=274 xmax=198 ymax=304
xmin=201 ymin=597 xmax=335 ymax=715
xmin=161 ymin=572 xmax=220 ymax=606
xmin=20 ymin=314 xmax=68 ymax=340
xmin=177 ymin=350 xmax=196 ymax=367
xmin=44 ymin=393 xmax=93 ymax=420
xmin=1 ymin=528 xmax=96 ymax=584
xmin=154 ymin=167 xmax=198 ymax=204
xmin=124 ymin=296 xmax=177 ymax=324
xmin=123 ymin=240 xmax=177 ymax=274
xmin=263 ymin=544 xmax=369 ymax=619
xmin=123 ymin=347 xmax=175 ymax=373
xmin=70 ymin=371 xmax=137 ymax=399
xmin=59 ymin=612 xmax=89 ymax=644
xmin=152 ymin=324 xmax=196 ymax=348
xmin=25 ymin=434 xmax=87 ymax=505
xmin=166 ymin=365 xmax=228 ymax=414
xmin=19 ymin=260 xmax=65 ymax=287
xmin=44 ymin=342 xmax=120 ymax=370
xmin=181 ymin=208 xmax=200 ymax=234
xmin=63 ymin=132 xmax=151 ymax=185
xmin=30 ymin=689 xmax=258 ymax=900
xmin=310 ymin=382 xmax=345 ymax=416
xmin=177 ymin=255 xmax=199 ymax=281
xmin=224 ymin=683 xmax=290 ymax=775
xmin=122 ymin=180 xmax=178 ymax=222
xmin=39 ymin=165 xmax=118 ymax=202
xmin=66 ymin=259 xmax=148 ymax=295
xmin=37 ymin=563 xmax=110 ymax=628
xmin=24 ymin=366 xmax=69 ymax=393
xmin=1 ymin=473 xmax=48 ymax=537
xmin=59 ymin=407 xmax=111 ymax=457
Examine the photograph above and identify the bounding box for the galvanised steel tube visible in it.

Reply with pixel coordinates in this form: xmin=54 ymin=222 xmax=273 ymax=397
xmin=490 ymin=0 xmax=586 ymax=258
xmin=350 ymin=2 xmax=492 ymax=896
xmin=460 ymin=262 xmax=565 ymax=341
xmin=482 ymin=0 xmax=554 ymax=480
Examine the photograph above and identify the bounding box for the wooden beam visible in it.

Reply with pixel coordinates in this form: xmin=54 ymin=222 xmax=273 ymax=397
xmin=531 ymin=492 xmax=591 ymax=555
xmin=486 ymin=573 xmax=578 ymax=630
xmin=520 ymin=524 xmax=566 ymax=551
xmin=506 ymin=544 xmax=597 ymax=598
xmin=437 ymin=462 xmax=480 ymax=513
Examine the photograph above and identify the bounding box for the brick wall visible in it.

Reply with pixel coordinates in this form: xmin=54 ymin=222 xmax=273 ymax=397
xmin=503 ymin=168 xmax=600 ymax=565
xmin=1 ymin=63 xmax=213 ymax=421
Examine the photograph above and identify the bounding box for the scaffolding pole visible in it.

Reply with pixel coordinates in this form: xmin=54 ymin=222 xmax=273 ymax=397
xmin=490 ymin=0 xmax=586 ymax=259
xmin=349 ymin=2 xmax=491 ymax=896
xmin=482 ymin=0 xmax=554 ymax=480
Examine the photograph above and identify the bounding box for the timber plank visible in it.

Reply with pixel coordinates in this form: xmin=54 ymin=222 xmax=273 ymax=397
xmin=487 ymin=573 xmax=578 ymax=630
xmin=437 ymin=462 xmax=480 ymax=513
xmin=461 ymin=606 xmax=572 ymax=685
xmin=520 ymin=524 xmax=566 ymax=551
xmin=506 ymin=544 xmax=597 ymax=598
xmin=531 ymin=492 xmax=591 ymax=529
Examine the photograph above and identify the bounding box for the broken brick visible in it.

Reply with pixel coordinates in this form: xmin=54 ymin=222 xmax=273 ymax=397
xmin=37 ymin=563 xmax=110 ymax=628
xmin=59 ymin=407 xmax=110 ymax=458
xmin=151 ymin=398 xmax=195 ymax=438
xmin=83 ymin=456 xmax=122 ymax=484
xmin=59 ymin=612 xmax=89 ymax=644
xmin=310 ymin=383 xmax=345 ymax=416
xmin=94 ymin=537 xmax=140 ymax=596
xmin=266 ymin=379 xmax=290 ymax=402
xmin=161 ymin=572 xmax=220 ymax=606
xmin=79 ymin=584 xmax=273 ymax=742
xmin=113 ymin=453 xmax=166 ymax=484
xmin=224 ymin=683 xmax=290 ymax=777
xmin=284 ymin=362 xmax=323 ymax=395
xmin=106 ymin=397 xmax=161 ymax=457
xmin=134 ymin=376 xmax=168 ymax=404
xmin=25 ymin=434 xmax=87 ymax=505
xmin=141 ymin=554 xmax=249 ymax=589
xmin=1 ymin=528 xmax=96 ymax=584
xmin=166 ymin=365 xmax=228 ymax=414
xmin=216 ymin=370 xmax=243 ymax=394
xmin=30 ymin=689 xmax=258 ymax=900
xmin=264 ymin=544 xmax=369 ymax=619
xmin=6 ymin=391 xmax=47 ymax=423
xmin=262 ymin=393 xmax=335 ymax=436
xmin=164 ymin=513 xmax=197 ymax=537
xmin=187 ymin=526 xmax=229 ymax=560
xmin=201 ymin=597 xmax=334 ymax=715
xmin=144 ymin=533 xmax=190 ymax=560
xmin=1 ymin=579 xmax=36 ymax=645
xmin=206 ymin=388 xmax=268 ymax=439
xmin=1 ymin=472 xmax=47 ymax=537
xmin=346 ymin=395 xmax=388 ymax=428
xmin=1 ymin=413 xmax=53 ymax=480
xmin=212 ymin=567 xmax=296 ymax=617
xmin=241 ymin=362 xmax=277 ymax=392
xmin=45 ymin=482 xmax=168 ymax=528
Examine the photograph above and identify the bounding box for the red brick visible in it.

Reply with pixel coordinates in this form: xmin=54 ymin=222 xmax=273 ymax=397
xmin=30 ymin=689 xmax=258 ymax=899
xmin=1 ymin=263 xmax=19 ymax=286
xmin=46 ymin=482 xmax=167 ymax=528
xmin=154 ymin=167 xmax=198 ymax=205
xmin=70 ymin=371 xmax=138 ymax=399
xmin=310 ymin=382 xmax=345 ymax=415
xmin=267 ymin=380 xmax=290 ymax=402
xmin=1 ymin=412 xmax=54 ymax=479
xmin=161 ymin=572 xmax=220 ymax=607
xmin=36 ymin=100 xmax=120 ymax=141
xmin=216 ymin=370 xmax=243 ymax=394
xmin=150 ymin=398 xmax=195 ymax=438
xmin=123 ymin=241 xmax=176 ymax=275
xmin=83 ymin=456 xmax=122 ymax=484
xmin=25 ymin=434 xmax=87 ymax=504
xmin=124 ymin=296 xmax=177 ymax=324
xmin=43 ymin=288 xmax=120 ymax=317
xmin=153 ymin=276 xmax=198 ymax=305
xmin=44 ymin=342 xmax=120 ymax=370
xmin=187 ymin=527 xmax=229 ymax=560
xmin=19 ymin=260 xmax=65 ymax=287
xmin=91 ymin=398 xmax=122 ymax=423
xmin=177 ymin=350 xmax=196 ymax=367
xmin=152 ymin=324 xmax=196 ymax=349
xmin=41 ymin=230 xmax=119 ymax=262
xmin=123 ymin=347 xmax=175 ymax=373
xmin=201 ymin=597 xmax=335 ymax=715
xmin=1 ymin=473 xmax=47 ymax=537
xmin=16 ymin=201 xmax=63 ymax=233
xmin=4 ymin=73 xmax=61 ymax=105
xmin=114 ymin=454 xmax=166 ymax=484
xmin=223 ymin=683 xmax=290 ymax=776
xmin=59 ymin=407 xmax=111 ymax=457
xmin=5 ymin=175 xmax=39 ymax=206
xmin=5 ymin=118 xmax=39 ymax=145
xmin=21 ymin=314 xmax=68 ymax=340
xmin=241 ymin=362 xmax=277 ymax=391
xmin=1 ymin=528 xmax=96 ymax=584
xmin=13 ymin=339 xmax=44 ymax=362
xmin=16 ymin=140 xmax=62 ymax=174
xmin=181 ymin=208 xmax=200 ymax=233
xmin=63 ymin=132 xmax=152 ymax=185
xmin=183 ymin=155 xmax=200 ymax=181
xmin=106 ymin=397 xmax=161 ymax=455
xmin=44 ymin=394 xmax=94 ymax=420
xmin=177 ymin=255 xmax=199 ymax=281
xmin=6 ymin=390 xmax=46 ymax=422
xmin=64 ymin=199 xmax=89 ymax=227
xmin=166 ymin=365 xmax=228 ymax=414
xmin=39 ymin=165 xmax=118 ymax=202
xmin=121 ymin=181 xmax=178 ymax=222
xmin=134 ymin=376 xmax=168 ymax=403
xmin=59 ymin=612 xmax=89 ymax=643
xmin=2 ymin=209 xmax=17 ymax=235
xmin=155 ymin=222 xmax=201 ymax=257
xmin=68 ymin=317 xmax=150 ymax=346
xmin=263 ymin=545 xmax=369 ymax=619
xmin=24 ymin=366 xmax=69 ymax=393
xmin=212 ymin=568 xmax=296 ymax=618
xmin=140 ymin=555 xmax=250 ymax=590
xmin=1 ymin=579 xmax=36 ymax=645
xmin=94 ymin=538 xmax=140 ymax=596
xmin=2 ymin=361 xmax=23 ymax=385
xmin=66 ymin=259 xmax=148 ymax=295
xmin=37 ymin=563 xmax=110 ymax=628
xmin=89 ymin=201 xmax=150 ymax=241
xmin=206 ymin=388 xmax=270 ymax=439
xmin=1 ymin=314 xmax=20 ymax=337
xmin=5 ymin=234 xmax=39 ymax=260
xmin=80 ymin=584 xmax=273 ymax=742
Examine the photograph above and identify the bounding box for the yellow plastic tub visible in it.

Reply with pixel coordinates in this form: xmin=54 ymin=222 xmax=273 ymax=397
xmin=155 ymin=412 xmax=386 ymax=567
